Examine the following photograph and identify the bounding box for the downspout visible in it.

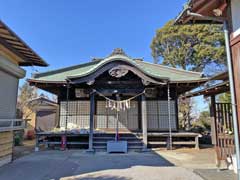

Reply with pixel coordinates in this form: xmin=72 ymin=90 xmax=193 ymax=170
xmin=186 ymin=10 xmax=240 ymax=179
xmin=223 ymin=21 xmax=240 ymax=178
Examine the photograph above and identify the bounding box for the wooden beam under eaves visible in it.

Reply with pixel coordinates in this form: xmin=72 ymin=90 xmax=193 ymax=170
xmin=12 ymin=45 xmax=31 ymax=51
xmin=6 ymin=39 xmax=24 ymax=46
xmin=0 ymin=33 xmax=18 ymax=40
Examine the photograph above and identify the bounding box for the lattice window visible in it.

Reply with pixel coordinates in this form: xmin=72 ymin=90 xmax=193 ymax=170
xmin=96 ymin=101 xmax=108 ymax=128
xmin=60 ymin=101 xmax=90 ymax=129
xmin=96 ymin=100 xmax=139 ymax=130
xmin=146 ymin=100 xmax=159 ymax=130
xmin=127 ymin=101 xmax=138 ymax=130
xmin=146 ymin=100 xmax=176 ymax=130
xmin=119 ymin=111 xmax=128 ymax=129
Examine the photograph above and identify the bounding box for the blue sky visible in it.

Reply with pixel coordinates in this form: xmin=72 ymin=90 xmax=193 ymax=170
xmin=0 ymin=0 xmax=208 ymax=112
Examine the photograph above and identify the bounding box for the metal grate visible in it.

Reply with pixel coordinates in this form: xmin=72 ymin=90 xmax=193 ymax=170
xmin=59 ymin=100 xmax=176 ymax=131
xmin=96 ymin=100 xmax=139 ymax=130
xmin=60 ymin=101 xmax=90 ymax=128
xmin=146 ymin=100 xmax=176 ymax=130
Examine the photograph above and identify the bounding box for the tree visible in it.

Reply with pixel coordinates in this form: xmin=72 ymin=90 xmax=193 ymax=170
xmin=218 ymin=92 xmax=231 ymax=103
xmin=151 ymin=20 xmax=226 ymax=75
xmin=151 ymin=20 xmax=226 ymax=130
xmin=178 ymin=98 xmax=194 ymax=130
xmin=192 ymin=111 xmax=211 ymax=133
xmin=17 ymin=81 xmax=38 ymax=119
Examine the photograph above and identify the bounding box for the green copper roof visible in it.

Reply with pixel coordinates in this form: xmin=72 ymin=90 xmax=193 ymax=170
xmin=30 ymin=49 xmax=206 ymax=83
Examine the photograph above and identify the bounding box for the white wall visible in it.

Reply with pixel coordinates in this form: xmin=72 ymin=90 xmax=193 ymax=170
xmin=0 ymin=55 xmax=25 ymax=119
xmin=0 ymin=70 xmax=19 ymax=119
xmin=231 ymin=0 xmax=240 ymax=37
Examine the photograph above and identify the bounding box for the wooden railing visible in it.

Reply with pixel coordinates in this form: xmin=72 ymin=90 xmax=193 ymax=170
xmin=0 ymin=119 xmax=25 ymax=132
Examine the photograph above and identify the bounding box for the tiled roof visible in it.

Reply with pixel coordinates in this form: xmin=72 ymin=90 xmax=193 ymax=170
xmin=0 ymin=20 xmax=48 ymax=66
xmin=30 ymin=49 xmax=206 ymax=83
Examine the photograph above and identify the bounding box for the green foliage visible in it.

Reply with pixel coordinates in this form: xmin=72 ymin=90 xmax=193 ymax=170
xmin=14 ymin=130 xmax=24 ymax=146
xmin=192 ymin=111 xmax=211 ymax=133
xmin=151 ymin=20 xmax=226 ymax=74
xmin=151 ymin=20 xmax=226 ymax=130
xmin=218 ymin=92 xmax=231 ymax=103
xmin=14 ymin=134 xmax=21 ymax=146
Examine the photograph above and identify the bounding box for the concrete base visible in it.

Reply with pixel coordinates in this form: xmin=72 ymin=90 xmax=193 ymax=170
xmin=34 ymin=147 xmax=39 ymax=152
xmin=107 ymin=141 xmax=127 ymax=153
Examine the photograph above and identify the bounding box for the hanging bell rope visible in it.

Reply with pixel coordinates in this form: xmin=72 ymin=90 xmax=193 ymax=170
xmin=167 ymin=82 xmax=172 ymax=150
xmin=93 ymin=89 xmax=145 ymax=111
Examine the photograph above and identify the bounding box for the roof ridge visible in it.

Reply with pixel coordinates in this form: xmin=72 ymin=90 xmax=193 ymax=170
xmin=33 ymin=60 xmax=101 ymax=78
xmin=136 ymin=60 xmax=202 ymax=76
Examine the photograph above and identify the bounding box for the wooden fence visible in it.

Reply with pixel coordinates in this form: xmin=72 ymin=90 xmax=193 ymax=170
xmin=215 ymin=103 xmax=235 ymax=162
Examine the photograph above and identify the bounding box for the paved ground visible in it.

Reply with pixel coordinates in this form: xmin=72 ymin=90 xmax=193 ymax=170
xmin=0 ymin=150 xmax=203 ymax=180
xmin=155 ymin=147 xmax=217 ymax=169
xmin=194 ymin=169 xmax=237 ymax=180
xmin=13 ymin=139 xmax=35 ymax=160
xmin=155 ymin=147 xmax=237 ymax=180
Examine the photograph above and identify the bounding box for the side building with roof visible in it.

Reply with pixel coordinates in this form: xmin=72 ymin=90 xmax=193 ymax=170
xmin=0 ymin=20 xmax=47 ymax=166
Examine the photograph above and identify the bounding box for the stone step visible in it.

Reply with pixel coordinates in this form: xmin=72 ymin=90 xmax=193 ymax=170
xmin=93 ymin=137 xmax=142 ymax=141
xmin=93 ymin=145 xmax=106 ymax=149
xmin=92 ymin=133 xmax=143 ymax=151
xmin=93 ymin=141 xmax=143 ymax=145
xmin=93 ymin=145 xmax=143 ymax=150
xmin=93 ymin=134 xmax=141 ymax=138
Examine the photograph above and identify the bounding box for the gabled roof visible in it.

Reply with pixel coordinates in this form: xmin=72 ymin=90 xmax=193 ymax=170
xmin=29 ymin=49 xmax=206 ymax=84
xmin=0 ymin=20 xmax=48 ymax=67
xmin=184 ymin=71 xmax=229 ymax=97
xmin=209 ymin=71 xmax=228 ymax=81
xmin=185 ymin=81 xmax=229 ymax=98
xmin=29 ymin=96 xmax=57 ymax=106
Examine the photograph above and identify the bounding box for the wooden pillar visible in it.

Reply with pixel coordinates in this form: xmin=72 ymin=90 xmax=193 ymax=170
xmin=210 ymin=95 xmax=220 ymax=167
xmin=210 ymin=95 xmax=217 ymax=146
xmin=88 ymin=91 xmax=95 ymax=152
xmin=138 ymin=98 xmax=142 ymax=130
xmin=141 ymin=94 xmax=148 ymax=150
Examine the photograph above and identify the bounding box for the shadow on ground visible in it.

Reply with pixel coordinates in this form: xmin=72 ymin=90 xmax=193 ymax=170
xmin=0 ymin=150 xmax=174 ymax=180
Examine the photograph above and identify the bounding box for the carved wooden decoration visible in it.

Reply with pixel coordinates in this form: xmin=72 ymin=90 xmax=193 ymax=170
xmin=108 ymin=66 xmax=129 ymax=78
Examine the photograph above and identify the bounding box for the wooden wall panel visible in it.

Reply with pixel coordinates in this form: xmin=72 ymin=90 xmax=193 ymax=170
xmin=231 ymin=38 xmax=240 ymax=133
xmin=0 ymin=131 xmax=13 ymax=167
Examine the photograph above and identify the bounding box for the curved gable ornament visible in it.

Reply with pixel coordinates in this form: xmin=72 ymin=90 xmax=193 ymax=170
xmin=67 ymin=54 xmax=168 ymax=85
xmin=108 ymin=65 xmax=129 ymax=78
